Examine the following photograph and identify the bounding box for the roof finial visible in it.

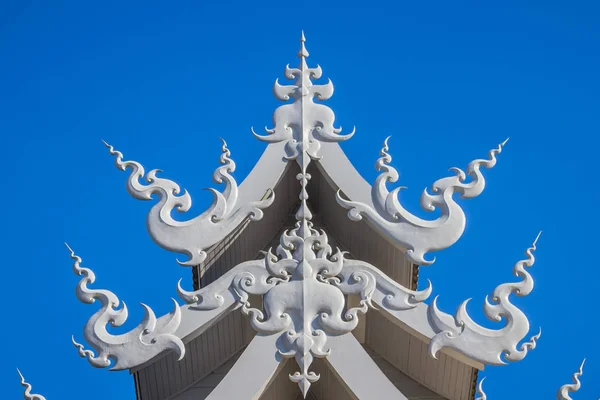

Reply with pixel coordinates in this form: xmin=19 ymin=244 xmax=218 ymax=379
xmin=298 ymin=30 xmax=309 ymax=59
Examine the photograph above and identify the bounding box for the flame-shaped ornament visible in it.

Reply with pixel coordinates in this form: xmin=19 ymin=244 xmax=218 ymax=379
xmin=476 ymin=359 xmax=586 ymax=399
xmin=557 ymin=359 xmax=585 ymax=400
xmin=475 ymin=377 xmax=487 ymax=400
xmin=67 ymin=244 xmax=185 ymax=370
xmin=17 ymin=369 xmax=47 ymax=400
xmin=103 ymin=138 xmax=274 ymax=266
xmin=337 ymin=136 xmax=507 ymax=265
xmin=252 ymin=32 xmax=354 ymax=168
xmin=428 ymin=233 xmax=542 ymax=365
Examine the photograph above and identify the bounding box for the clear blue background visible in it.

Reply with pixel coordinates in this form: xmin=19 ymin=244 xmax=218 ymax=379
xmin=1 ymin=1 xmax=598 ymax=399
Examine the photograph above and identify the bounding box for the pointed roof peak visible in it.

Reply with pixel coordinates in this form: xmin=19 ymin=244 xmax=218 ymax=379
xmin=298 ymin=30 xmax=309 ymax=59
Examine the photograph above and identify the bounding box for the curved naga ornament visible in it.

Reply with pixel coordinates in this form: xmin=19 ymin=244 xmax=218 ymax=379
xmin=428 ymin=233 xmax=542 ymax=365
xmin=66 ymin=245 xmax=184 ymax=370
xmin=557 ymin=359 xmax=585 ymax=400
xmin=17 ymin=370 xmax=47 ymax=400
xmin=103 ymin=138 xmax=274 ymax=266
xmin=252 ymin=31 xmax=354 ymax=167
xmin=337 ymin=136 xmax=508 ymax=265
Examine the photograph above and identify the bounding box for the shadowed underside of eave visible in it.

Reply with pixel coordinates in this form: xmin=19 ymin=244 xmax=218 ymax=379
xmin=132 ymin=162 xmax=477 ymax=400
xmin=165 ymin=341 xmax=451 ymax=400
xmin=192 ymin=161 xmax=418 ymax=291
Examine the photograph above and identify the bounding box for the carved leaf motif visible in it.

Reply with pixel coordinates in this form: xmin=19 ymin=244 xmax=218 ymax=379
xmin=475 ymin=360 xmax=586 ymax=400
xmin=557 ymin=359 xmax=585 ymax=400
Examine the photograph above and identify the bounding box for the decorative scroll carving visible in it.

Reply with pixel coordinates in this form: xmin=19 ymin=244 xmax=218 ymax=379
xmin=176 ymin=259 xmax=285 ymax=309
xmin=337 ymin=136 xmax=507 ymax=265
xmin=103 ymin=138 xmax=274 ymax=266
xmin=67 ymin=245 xmax=184 ymax=370
xmin=332 ymin=258 xmax=431 ymax=311
xmin=428 ymin=234 xmax=542 ymax=365
xmin=17 ymin=370 xmax=47 ymax=400
xmin=557 ymin=359 xmax=585 ymax=400
xmin=252 ymin=32 xmax=354 ymax=167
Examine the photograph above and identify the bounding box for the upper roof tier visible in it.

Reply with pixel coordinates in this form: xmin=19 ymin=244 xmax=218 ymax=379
xmin=104 ymin=31 xmax=506 ymax=268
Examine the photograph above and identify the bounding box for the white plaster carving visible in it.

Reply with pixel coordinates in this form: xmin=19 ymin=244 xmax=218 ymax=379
xmin=176 ymin=259 xmax=283 ymax=310
xmin=103 ymin=138 xmax=274 ymax=266
xmin=336 ymin=136 xmax=507 ymax=265
xmin=476 ymin=359 xmax=586 ymax=399
xmin=176 ymin=168 xmax=428 ymax=397
xmin=428 ymin=233 xmax=542 ymax=365
xmin=17 ymin=369 xmax=47 ymax=400
xmin=557 ymin=359 xmax=585 ymax=400
xmin=14 ymin=32 xmax=586 ymax=400
xmin=252 ymin=31 xmax=354 ymax=168
xmin=67 ymin=244 xmax=185 ymax=370
xmin=475 ymin=377 xmax=487 ymax=400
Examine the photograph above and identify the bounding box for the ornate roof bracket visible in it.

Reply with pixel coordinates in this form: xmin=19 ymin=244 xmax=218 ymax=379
xmin=176 ymin=257 xmax=286 ymax=315
xmin=17 ymin=369 xmax=47 ymax=400
xmin=103 ymin=138 xmax=274 ymax=266
xmin=66 ymin=245 xmax=185 ymax=370
xmin=427 ymin=233 xmax=542 ymax=365
xmin=475 ymin=358 xmax=586 ymax=399
xmin=336 ymin=136 xmax=508 ymax=265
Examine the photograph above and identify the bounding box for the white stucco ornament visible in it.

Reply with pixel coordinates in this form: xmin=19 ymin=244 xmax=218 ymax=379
xmin=15 ymin=32 xmax=591 ymax=400
xmin=475 ymin=377 xmax=487 ymax=400
xmin=337 ymin=136 xmax=508 ymax=265
xmin=103 ymin=138 xmax=274 ymax=266
xmin=17 ymin=369 xmax=47 ymax=400
xmin=476 ymin=359 xmax=586 ymax=399
xmin=252 ymin=31 xmax=354 ymax=167
xmin=67 ymin=244 xmax=185 ymax=370
xmin=557 ymin=359 xmax=586 ymax=400
xmin=428 ymin=233 xmax=542 ymax=365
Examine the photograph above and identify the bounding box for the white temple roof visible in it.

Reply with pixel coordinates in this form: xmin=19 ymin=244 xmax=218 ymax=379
xmin=16 ymin=32 xmax=588 ymax=400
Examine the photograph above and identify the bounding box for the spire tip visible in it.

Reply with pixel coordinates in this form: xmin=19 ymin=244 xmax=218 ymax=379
xmin=298 ymin=31 xmax=309 ymax=59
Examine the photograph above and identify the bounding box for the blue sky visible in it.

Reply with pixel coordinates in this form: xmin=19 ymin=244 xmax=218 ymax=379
xmin=1 ymin=1 xmax=598 ymax=399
